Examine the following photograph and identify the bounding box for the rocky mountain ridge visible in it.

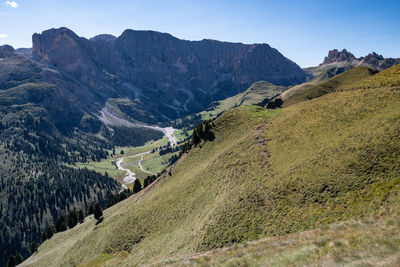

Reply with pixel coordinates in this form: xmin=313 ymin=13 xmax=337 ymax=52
xmin=31 ymin=27 xmax=307 ymax=121
xmin=308 ymin=48 xmax=400 ymax=76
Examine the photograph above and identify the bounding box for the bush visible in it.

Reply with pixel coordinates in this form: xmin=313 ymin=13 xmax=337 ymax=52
xmin=266 ymin=98 xmax=283 ymax=109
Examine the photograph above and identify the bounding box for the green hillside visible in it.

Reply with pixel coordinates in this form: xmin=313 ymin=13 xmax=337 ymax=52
xmin=22 ymin=64 xmax=400 ymax=266
xmin=282 ymin=66 xmax=377 ymax=107
xmin=199 ymin=80 xmax=285 ymax=119
xmin=281 ymin=66 xmax=348 ymax=101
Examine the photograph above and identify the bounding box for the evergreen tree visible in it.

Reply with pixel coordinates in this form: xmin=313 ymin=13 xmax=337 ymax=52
xmin=46 ymin=226 xmax=55 ymax=239
xmin=77 ymin=209 xmax=85 ymax=223
xmin=133 ymin=179 xmax=142 ymax=193
xmin=204 ymin=122 xmax=210 ymax=140
xmin=192 ymin=129 xmax=201 ymax=145
xmin=67 ymin=209 xmax=78 ymax=229
xmin=55 ymin=215 xmax=67 ymax=232
xmin=196 ymin=124 xmax=204 ymax=139
xmin=41 ymin=231 xmax=47 ymax=242
xmin=93 ymin=203 xmax=103 ymax=220
xmin=30 ymin=242 xmax=38 ymax=254
xmin=88 ymin=203 xmax=95 ymax=215
xmin=15 ymin=253 xmax=23 ymax=264
xmin=6 ymin=255 xmax=16 ymax=267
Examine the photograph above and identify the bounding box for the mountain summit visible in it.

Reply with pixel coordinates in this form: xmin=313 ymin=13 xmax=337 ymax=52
xmin=322 ymin=49 xmax=357 ymax=64
xmin=308 ymin=48 xmax=400 ymax=76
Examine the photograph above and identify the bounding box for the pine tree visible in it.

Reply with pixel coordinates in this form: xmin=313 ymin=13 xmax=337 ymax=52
xmin=93 ymin=203 xmax=103 ymax=220
xmin=197 ymin=124 xmax=204 ymax=139
xmin=41 ymin=231 xmax=47 ymax=242
xmin=30 ymin=241 xmax=38 ymax=254
xmin=133 ymin=179 xmax=142 ymax=193
xmin=88 ymin=203 xmax=95 ymax=215
xmin=6 ymin=255 xmax=16 ymax=267
xmin=46 ymin=226 xmax=55 ymax=239
xmin=67 ymin=209 xmax=78 ymax=229
xmin=204 ymin=122 xmax=210 ymax=140
xmin=78 ymin=209 xmax=85 ymax=223
xmin=192 ymin=130 xmax=201 ymax=145
xmin=15 ymin=253 xmax=23 ymax=264
xmin=55 ymin=215 xmax=67 ymax=232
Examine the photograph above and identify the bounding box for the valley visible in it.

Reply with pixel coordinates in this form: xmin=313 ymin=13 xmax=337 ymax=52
xmin=19 ymin=64 xmax=400 ymax=266
xmin=1 ymin=10 xmax=400 ymax=265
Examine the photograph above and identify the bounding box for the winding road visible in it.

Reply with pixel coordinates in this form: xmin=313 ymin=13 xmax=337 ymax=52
xmin=116 ymin=127 xmax=177 ymax=191
xmin=98 ymin=107 xmax=178 ymax=191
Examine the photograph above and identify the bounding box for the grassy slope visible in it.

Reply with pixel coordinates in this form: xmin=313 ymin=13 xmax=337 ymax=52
xmin=280 ymin=66 xmax=346 ymax=100
xmin=23 ymin=65 xmax=400 ymax=266
xmin=199 ymin=80 xmax=285 ymax=120
xmin=282 ymin=66 xmax=377 ymax=107
xmin=155 ymin=216 xmax=400 ymax=266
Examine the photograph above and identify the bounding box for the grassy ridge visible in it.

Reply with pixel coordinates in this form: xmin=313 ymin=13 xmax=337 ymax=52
xmin=22 ymin=65 xmax=400 ymax=266
xmin=199 ymin=80 xmax=285 ymax=120
xmin=283 ymin=66 xmax=377 ymax=107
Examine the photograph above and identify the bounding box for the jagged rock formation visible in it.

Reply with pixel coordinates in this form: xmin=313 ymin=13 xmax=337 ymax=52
xmin=308 ymin=49 xmax=400 ymax=76
xmin=32 ymin=27 xmax=306 ymax=120
xmin=322 ymin=49 xmax=356 ymax=64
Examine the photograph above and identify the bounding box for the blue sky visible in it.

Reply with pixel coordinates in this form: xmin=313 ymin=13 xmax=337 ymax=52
xmin=0 ymin=0 xmax=399 ymax=67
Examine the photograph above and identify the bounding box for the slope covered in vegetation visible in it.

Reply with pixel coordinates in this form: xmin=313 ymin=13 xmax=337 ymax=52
xmin=282 ymin=66 xmax=377 ymax=107
xmin=22 ymin=64 xmax=400 ymax=266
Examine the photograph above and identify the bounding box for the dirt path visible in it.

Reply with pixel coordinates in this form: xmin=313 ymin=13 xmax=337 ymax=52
xmin=138 ymin=154 xmax=156 ymax=175
xmin=116 ymin=151 xmax=151 ymax=191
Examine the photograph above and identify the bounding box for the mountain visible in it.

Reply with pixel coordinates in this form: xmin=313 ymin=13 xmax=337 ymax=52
xmin=307 ymin=49 xmax=400 ymax=76
xmin=32 ymin=27 xmax=307 ymax=120
xmin=21 ymin=64 xmax=400 ymax=266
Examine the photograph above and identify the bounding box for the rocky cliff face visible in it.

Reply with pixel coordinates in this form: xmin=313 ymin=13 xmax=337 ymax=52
xmin=32 ymin=27 xmax=306 ymax=121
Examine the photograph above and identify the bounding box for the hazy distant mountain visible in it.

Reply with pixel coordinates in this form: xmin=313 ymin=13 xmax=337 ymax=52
xmin=306 ymin=49 xmax=400 ymax=76
xmin=32 ymin=27 xmax=307 ymax=121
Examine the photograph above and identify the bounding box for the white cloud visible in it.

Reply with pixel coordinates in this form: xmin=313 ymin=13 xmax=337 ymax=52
xmin=5 ymin=1 xmax=18 ymax=8
xmin=0 ymin=33 xmax=8 ymax=38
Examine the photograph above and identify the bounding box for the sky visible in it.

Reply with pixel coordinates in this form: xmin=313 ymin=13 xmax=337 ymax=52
xmin=0 ymin=0 xmax=399 ymax=67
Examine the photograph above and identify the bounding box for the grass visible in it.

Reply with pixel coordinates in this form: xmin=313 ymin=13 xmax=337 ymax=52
xmin=282 ymin=66 xmax=377 ymax=107
xmin=199 ymin=80 xmax=285 ymax=120
xmin=73 ymin=137 xmax=170 ymax=184
xmin=22 ymin=64 xmax=400 ymax=266
xmin=153 ymin=215 xmax=400 ymax=266
xmin=141 ymin=151 xmax=180 ymax=175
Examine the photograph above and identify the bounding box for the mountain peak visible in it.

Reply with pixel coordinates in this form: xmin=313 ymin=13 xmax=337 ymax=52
xmin=0 ymin=44 xmax=15 ymax=58
xmin=322 ymin=49 xmax=356 ymax=64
